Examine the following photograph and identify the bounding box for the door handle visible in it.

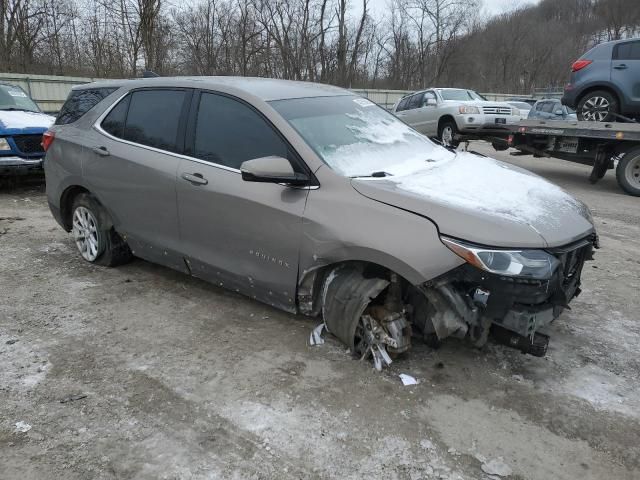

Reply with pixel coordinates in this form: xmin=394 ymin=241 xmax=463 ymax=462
xmin=614 ymin=64 xmax=627 ymax=70
xmin=92 ymin=146 xmax=110 ymax=156
xmin=181 ymin=172 xmax=208 ymax=185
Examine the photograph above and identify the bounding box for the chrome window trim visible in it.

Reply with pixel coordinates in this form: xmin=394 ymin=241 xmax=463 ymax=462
xmin=92 ymin=90 xmax=318 ymax=189
xmin=93 ymin=90 xmax=242 ymax=175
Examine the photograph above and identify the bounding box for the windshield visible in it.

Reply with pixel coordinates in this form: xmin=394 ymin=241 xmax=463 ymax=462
xmin=438 ymin=89 xmax=485 ymax=101
xmin=0 ymin=84 xmax=40 ymax=112
xmin=270 ymin=95 xmax=444 ymax=177
xmin=509 ymin=102 xmax=532 ymax=110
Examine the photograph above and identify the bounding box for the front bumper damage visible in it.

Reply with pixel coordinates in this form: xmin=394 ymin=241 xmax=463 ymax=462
xmin=418 ymin=235 xmax=596 ymax=356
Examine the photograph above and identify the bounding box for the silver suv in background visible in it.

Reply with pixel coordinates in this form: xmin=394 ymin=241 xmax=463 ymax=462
xmin=392 ymin=88 xmax=520 ymax=147
xmin=45 ymin=77 xmax=596 ymax=368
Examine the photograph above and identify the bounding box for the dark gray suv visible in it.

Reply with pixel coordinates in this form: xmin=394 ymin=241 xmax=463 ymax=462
xmin=562 ymin=38 xmax=640 ymax=121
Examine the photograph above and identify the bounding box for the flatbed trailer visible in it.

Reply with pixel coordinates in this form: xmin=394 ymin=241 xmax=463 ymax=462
xmin=508 ymin=119 xmax=640 ymax=196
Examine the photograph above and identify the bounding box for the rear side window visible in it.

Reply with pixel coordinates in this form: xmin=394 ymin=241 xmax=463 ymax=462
xmin=613 ymin=41 xmax=640 ymax=60
xmin=101 ymin=95 xmax=130 ymax=138
xmin=190 ymin=92 xmax=288 ymax=170
xmin=56 ymin=88 xmax=118 ymax=125
xmin=122 ymin=90 xmax=186 ymax=153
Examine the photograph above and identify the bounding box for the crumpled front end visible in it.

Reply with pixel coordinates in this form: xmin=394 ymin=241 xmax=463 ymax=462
xmin=416 ymin=235 xmax=597 ymax=356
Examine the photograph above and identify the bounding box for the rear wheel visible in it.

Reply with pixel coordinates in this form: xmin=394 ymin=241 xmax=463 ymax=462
xmin=616 ymin=148 xmax=640 ymax=196
xmin=577 ymin=90 xmax=619 ymax=122
xmin=71 ymin=193 xmax=132 ymax=266
xmin=438 ymin=120 xmax=460 ymax=148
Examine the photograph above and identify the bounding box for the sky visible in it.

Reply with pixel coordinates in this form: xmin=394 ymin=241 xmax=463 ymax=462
xmin=364 ymin=0 xmax=539 ymax=19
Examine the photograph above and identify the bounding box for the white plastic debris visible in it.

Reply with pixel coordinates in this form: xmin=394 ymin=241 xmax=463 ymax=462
xmin=481 ymin=458 xmax=513 ymax=477
xmin=399 ymin=373 xmax=418 ymax=386
xmin=309 ymin=323 xmax=326 ymax=346
xmin=14 ymin=421 xmax=32 ymax=433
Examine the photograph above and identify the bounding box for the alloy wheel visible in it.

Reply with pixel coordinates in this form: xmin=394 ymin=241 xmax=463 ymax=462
xmin=72 ymin=206 xmax=101 ymax=261
xmin=581 ymin=96 xmax=610 ymax=122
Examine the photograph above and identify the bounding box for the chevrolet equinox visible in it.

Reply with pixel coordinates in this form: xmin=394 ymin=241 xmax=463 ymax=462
xmin=45 ymin=77 xmax=597 ymax=367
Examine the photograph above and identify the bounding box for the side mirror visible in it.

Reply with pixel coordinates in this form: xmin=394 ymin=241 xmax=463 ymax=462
xmin=554 ymin=109 xmax=564 ymax=116
xmin=425 ymin=98 xmax=437 ymax=107
xmin=240 ymin=156 xmax=309 ymax=186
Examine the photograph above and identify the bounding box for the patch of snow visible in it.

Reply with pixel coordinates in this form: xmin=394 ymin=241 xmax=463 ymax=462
xmin=0 ymin=110 xmax=54 ymax=130
xmin=420 ymin=438 xmax=436 ymax=450
xmin=14 ymin=421 xmax=32 ymax=433
xmin=385 ymin=151 xmax=584 ymax=226
xmin=480 ymin=457 xmax=512 ymax=477
xmin=556 ymin=364 xmax=640 ymax=418
xmin=320 ymin=109 xmax=443 ymax=177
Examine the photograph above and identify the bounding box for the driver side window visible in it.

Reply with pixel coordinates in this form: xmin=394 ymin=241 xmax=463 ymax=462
xmin=189 ymin=92 xmax=289 ymax=170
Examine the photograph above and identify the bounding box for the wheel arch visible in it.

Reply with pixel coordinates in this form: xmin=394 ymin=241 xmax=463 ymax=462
xmin=576 ymin=83 xmax=623 ymax=109
xmin=438 ymin=114 xmax=457 ymax=133
xmin=297 ymin=258 xmax=416 ymax=317
xmin=60 ymin=185 xmax=114 ymax=232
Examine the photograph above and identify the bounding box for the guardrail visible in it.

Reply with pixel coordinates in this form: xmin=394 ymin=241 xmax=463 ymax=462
xmin=0 ymin=72 xmax=539 ymax=113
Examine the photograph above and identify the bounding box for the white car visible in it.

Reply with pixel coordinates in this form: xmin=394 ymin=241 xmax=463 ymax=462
xmin=508 ymin=101 xmax=533 ymax=120
xmin=392 ymin=88 xmax=521 ymax=147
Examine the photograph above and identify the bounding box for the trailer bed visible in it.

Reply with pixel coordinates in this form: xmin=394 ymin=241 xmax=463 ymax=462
xmin=509 ymin=119 xmax=640 ymax=196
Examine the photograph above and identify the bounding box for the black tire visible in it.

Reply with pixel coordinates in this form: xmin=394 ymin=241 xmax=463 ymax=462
xmin=492 ymin=141 xmax=509 ymax=151
xmin=616 ymin=148 xmax=640 ymax=196
xmin=70 ymin=193 xmax=132 ymax=266
xmin=438 ymin=120 xmax=460 ymax=148
xmin=577 ymin=90 xmax=619 ymax=122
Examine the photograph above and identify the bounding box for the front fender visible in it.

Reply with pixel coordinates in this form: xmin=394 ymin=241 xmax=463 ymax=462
xmin=300 ymin=175 xmax=465 ymax=288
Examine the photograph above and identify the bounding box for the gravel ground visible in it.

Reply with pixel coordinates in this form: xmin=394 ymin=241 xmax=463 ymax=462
xmin=1 ymin=145 xmax=639 ymax=480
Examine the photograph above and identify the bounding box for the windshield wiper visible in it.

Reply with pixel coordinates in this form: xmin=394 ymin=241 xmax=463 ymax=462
xmin=352 ymin=171 xmax=392 ymax=178
xmin=0 ymin=107 xmax=36 ymax=112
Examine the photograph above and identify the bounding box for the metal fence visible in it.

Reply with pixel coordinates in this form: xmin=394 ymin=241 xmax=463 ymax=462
xmin=0 ymin=72 xmax=539 ymax=113
xmin=0 ymin=73 xmax=96 ymax=113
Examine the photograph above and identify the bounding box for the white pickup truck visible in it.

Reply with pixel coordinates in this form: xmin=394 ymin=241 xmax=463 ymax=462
xmin=392 ymin=88 xmax=520 ymax=147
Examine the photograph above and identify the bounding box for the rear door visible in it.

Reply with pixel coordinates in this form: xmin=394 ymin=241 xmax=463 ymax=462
xmin=176 ymin=91 xmax=309 ymax=311
xmin=83 ymin=88 xmax=191 ymax=271
xmin=611 ymin=40 xmax=640 ymax=108
xmin=398 ymin=93 xmax=425 ymax=129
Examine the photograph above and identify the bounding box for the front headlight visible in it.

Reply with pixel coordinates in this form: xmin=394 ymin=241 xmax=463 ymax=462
xmin=459 ymin=106 xmax=480 ymax=114
xmin=0 ymin=138 xmax=11 ymax=151
xmin=441 ymin=237 xmax=560 ymax=279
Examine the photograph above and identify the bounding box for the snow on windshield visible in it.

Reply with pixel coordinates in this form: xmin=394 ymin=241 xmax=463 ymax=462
xmin=385 ymin=151 xmax=584 ymax=225
xmin=321 ymin=109 xmax=440 ymax=177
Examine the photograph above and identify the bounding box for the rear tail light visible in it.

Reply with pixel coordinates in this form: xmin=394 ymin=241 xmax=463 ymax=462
xmin=507 ymin=134 xmax=514 ymax=146
xmin=571 ymin=59 xmax=592 ymax=72
xmin=42 ymin=130 xmax=55 ymax=151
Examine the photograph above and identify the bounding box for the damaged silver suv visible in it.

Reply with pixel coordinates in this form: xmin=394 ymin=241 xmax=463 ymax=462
xmin=45 ymin=77 xmax=597 ymax=368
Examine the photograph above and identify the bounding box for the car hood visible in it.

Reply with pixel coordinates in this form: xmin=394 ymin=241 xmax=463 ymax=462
xmin=351 ymin=150 xmax=594 ymax=248
xmin=441 ymin=100 xmax=513 ymax=108
xmin=0 ymin=110 xmax=55 ymax=134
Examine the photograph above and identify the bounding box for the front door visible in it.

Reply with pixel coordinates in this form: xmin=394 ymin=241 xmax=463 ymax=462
xmin=176 ymin=91 xmax=308 ymax=312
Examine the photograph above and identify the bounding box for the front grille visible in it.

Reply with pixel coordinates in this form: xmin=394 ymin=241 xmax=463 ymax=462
xmin=482 ymin=106 xmax=512 ymax=115
xmin=13 ymin=134 xmax=44 ymax=155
